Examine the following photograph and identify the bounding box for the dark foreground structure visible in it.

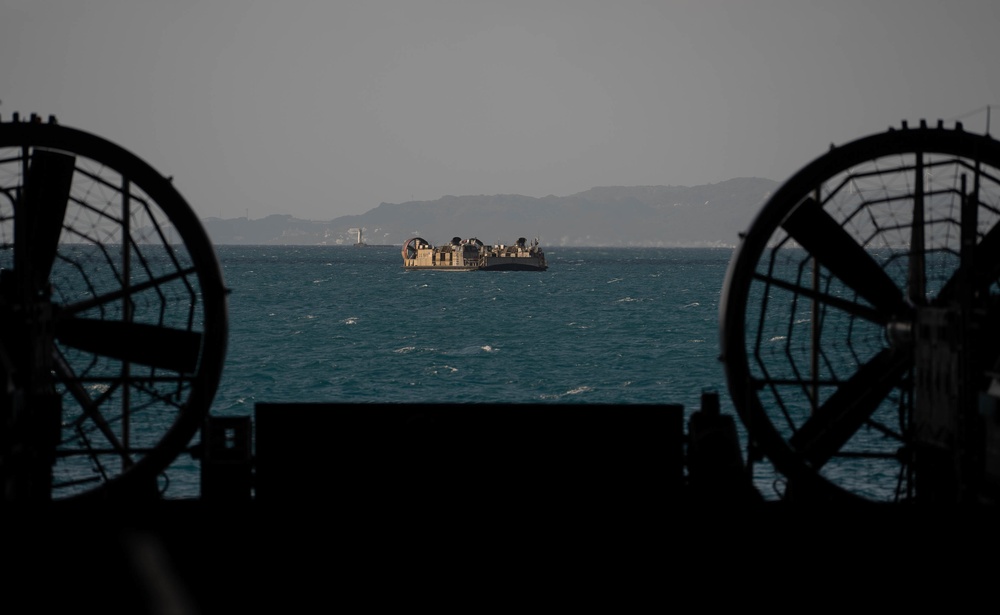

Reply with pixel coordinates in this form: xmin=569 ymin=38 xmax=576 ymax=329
xmin=5 ymin=115 xmax=1000 ymax=610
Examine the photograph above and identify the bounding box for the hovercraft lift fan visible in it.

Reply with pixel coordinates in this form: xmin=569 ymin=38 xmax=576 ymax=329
xmin=0 ymin=113 xmax=228 ymax=501
xmin=719 ymin=119 xmax=1000 ymax=503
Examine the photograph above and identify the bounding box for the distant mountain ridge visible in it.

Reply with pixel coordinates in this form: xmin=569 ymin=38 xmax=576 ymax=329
xmin=201 ymin=177 xmax=778 ymax=247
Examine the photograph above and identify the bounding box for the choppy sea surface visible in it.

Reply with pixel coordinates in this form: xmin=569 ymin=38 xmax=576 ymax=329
xmin=218 ymin=245 xmax=731 ymax=407
xmin=165 ymin=245 xmax=755 ymax=498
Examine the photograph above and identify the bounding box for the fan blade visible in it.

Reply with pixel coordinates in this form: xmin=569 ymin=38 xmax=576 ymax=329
xmin=781 ymin=197 xmax=906 ymax=317
xmin=19 ymin=148 xmax=75 ymax=292
xmin=935 ymin=191 xmax=1000 ymax=303
xmin=51 ymin=347 xmax=131 ymax=462
xmin=976 ymin=224 xmax=1000 ymax=289
xmin=934 ymin=223 xmax=1000 ymax=303
xmin=789 ymin=347 xmax=911 ymax=469
xmin=55 ymin=317 xmax=202 ymax=374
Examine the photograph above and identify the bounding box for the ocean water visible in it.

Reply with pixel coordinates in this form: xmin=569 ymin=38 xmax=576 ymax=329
xmin=217 ymin=245 xmax=731 ymax=408
xmin=163 ymin=245 xmax=739 ymax=498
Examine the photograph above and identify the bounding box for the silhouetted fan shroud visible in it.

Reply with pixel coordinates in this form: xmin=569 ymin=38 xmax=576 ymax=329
xmin=0 ymin=119 xmax=228 ymax=499
xmin=720 ymin=123 xmax=1000 ymax=502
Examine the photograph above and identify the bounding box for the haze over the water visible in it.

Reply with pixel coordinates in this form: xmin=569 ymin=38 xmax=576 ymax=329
xmin=3 ymin=1 xmax=998 ymax=222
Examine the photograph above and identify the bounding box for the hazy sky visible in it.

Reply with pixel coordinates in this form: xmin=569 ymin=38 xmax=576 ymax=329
xmin=3 ymin=1 xmax=999 ymax=221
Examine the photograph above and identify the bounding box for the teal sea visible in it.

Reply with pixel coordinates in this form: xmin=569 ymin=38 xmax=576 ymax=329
xmin=218 ymin=245 xmax=731 ymax=408
xmin=165 ymin=245 xmax=739 ymax=498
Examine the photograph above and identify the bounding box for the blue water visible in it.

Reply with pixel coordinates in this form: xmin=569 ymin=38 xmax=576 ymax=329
xmin=165 ymin=245 xmax=738 ymax=497
xmin=217 ymin=245 xmax=731 ymax=407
